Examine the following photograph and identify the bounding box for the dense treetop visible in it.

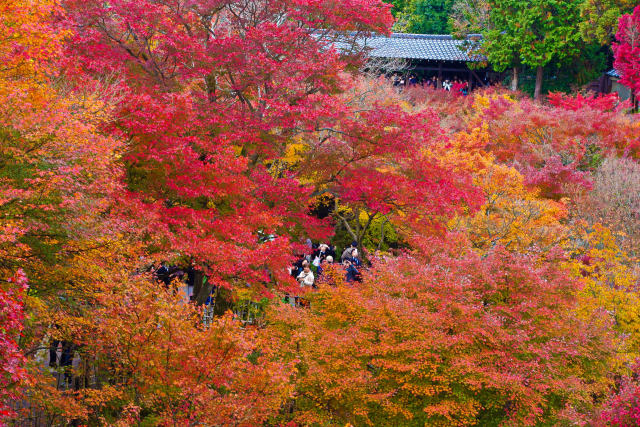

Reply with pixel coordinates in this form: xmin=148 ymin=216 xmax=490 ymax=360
xmin=1 ymin=1 xmax=640 ymax=425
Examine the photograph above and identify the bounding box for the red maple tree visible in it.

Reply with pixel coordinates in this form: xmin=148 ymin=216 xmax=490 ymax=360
xmin=613 ymin=5 xmax=640 ymax=100
xmin=61 ymin=0 xmax=396 ymax=292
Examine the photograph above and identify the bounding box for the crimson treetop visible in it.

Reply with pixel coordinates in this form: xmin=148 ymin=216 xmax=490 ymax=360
xmin=613 ymin=5 xmax=640 ymax=99
xmin=63 ymin=0 xmax=479 ymax=291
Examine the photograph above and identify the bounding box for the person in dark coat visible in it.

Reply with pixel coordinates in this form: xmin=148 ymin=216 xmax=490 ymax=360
xmin=156 ymin=261 xmax=171 ymax=287
xmin=290 ymin=256 xmax=304 ymax=278
xmin=343 ymin=259 xmax=359 ymax=283
xmin=186 ymin=260 xmax=196 ymax=288
xmin=347 ymin=248 xmax=362 ymax=268
xmin=341 ymin=241 xmax=358 ymax=262
xmin=327 ymin=245 xmax=337 ymax=259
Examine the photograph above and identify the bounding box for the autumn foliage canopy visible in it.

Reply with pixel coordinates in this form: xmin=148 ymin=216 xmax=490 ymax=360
xmin=1 ymin=0 xmax=640 ymax=426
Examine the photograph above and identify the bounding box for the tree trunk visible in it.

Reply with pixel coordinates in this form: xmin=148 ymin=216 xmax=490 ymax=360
xmin=192 ymin=270 xmax=205 ymax=304
xmin=195 ymin=282 xmax=214 ymax=306
xmin=377 ymin=217 xmax=388 ymax=251
xmin=534 ymin=66 xmax=544 ymax=100
xmin=510 ymin=67 xmax=519 ymax=91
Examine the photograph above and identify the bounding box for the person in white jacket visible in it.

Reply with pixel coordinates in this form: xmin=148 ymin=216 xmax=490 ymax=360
xmin=297 ymin=262 xmax=315 ymax=287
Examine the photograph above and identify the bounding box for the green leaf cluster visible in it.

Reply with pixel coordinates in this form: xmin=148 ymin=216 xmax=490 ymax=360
xmin=393 ymin=0 xmax=455 ymax=34
xmin=484 ymin=0 xmax=583 ymax=71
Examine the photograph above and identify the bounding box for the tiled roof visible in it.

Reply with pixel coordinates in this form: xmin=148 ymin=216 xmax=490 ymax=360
xmin=606 ymin=69 xmax=620 ymax=78
xmin=330 ymin=33 xmax=486 ymax=62
xmin=361 ymin=33 xmax=486 ymax=62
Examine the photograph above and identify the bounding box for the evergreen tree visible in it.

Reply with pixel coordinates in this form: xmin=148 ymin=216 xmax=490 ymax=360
xmin=394 ymin=0 xmax=455 ymax=34
xmin=485 ymin=0 xmax=583 ymax=98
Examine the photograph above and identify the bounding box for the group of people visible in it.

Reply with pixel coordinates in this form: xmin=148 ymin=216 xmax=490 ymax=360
xmin=150 ymin=260 xmax=199 ymax=301
xmin=391 ymin=73 xmax=420 ymax=87
xmin=426 ymin=75 xmax=469 ymax=94
xmin=289 ymin=241 xmax=364 ymax=289
xmin=146 ymin=241 xmax=365 ymax=306
xmin=389 ymin=73 xmax=470 ymax=95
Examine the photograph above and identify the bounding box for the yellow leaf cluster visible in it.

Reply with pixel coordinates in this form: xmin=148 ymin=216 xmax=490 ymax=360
xmin=565 ymin=224 xmax=640 ymax=360
xmin=452 ymin=162 xmax=569 ymax=252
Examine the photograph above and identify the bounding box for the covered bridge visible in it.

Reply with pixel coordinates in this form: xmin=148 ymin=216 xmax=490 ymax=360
xmin=354 ymin=33 xmax=494 ymax=89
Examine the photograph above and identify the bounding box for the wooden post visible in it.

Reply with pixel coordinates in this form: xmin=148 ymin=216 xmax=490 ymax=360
xmin=437 ymin=62 xmax=443 ymax=89
xmin=468 ymin=69 xmax=472 ymax=91
xmin=471 ymin=69 xmax=487 ymax=87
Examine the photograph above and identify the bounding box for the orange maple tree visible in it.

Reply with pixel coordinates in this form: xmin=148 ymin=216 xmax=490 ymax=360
xmin=267 ymin=238 xmax=617 ymax=426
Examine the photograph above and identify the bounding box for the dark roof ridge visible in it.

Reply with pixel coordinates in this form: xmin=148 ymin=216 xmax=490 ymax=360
xmin=381 ymin=32 xmax=484 ymax=40
xmin=388 ymin=33 xmax=453 ymax=40
xmin=329 ymin=31 xmax=487 ymax=62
